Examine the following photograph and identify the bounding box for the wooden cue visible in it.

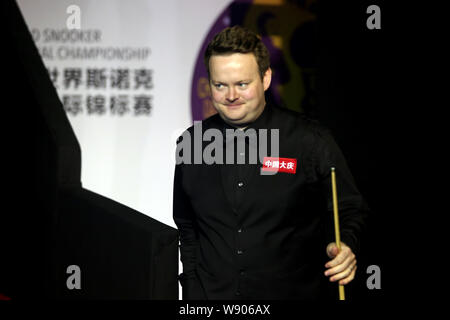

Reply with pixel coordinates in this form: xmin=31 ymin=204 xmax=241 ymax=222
xmin=331 ymin=167 xmax=345 ymax=300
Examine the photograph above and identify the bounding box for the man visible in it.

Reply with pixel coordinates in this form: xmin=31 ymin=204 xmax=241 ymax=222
xmin=173 ymin=26 xmax=368 ymax=300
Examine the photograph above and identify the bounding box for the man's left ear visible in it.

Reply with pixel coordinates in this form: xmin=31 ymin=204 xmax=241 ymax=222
xmin=263 ymin=68 xmax=272 ymax=91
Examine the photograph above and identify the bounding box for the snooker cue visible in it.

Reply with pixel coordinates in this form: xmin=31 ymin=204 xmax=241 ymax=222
xmin=331 ymin=167 xmax=345 ymax=301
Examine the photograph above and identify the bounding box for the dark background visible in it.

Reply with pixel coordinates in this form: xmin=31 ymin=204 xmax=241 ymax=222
xmin=314 ymin=0 xmax=407 ymax=301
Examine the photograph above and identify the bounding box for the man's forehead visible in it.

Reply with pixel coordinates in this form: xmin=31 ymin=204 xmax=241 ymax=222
xmin=209 ymin=52 xmax=257 ymax=64
xmin=209 ymin=53 xmax=259 ymax=78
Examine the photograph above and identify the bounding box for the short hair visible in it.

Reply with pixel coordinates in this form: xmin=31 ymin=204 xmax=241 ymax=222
xmin=204 ymin=25 xmax=270 ymax=80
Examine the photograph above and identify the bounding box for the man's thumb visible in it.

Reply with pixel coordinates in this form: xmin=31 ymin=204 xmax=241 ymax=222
xmin=326 ymin=243 xmax=339 ymax=258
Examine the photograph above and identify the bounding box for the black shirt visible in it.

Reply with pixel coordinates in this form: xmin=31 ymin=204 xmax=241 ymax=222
xmin=173 ymin=103 xmax=369 ymax=300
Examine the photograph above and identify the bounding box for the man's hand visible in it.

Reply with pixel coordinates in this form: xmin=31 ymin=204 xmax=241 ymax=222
xmin=324 ymin=242 xmax=357 ymax=285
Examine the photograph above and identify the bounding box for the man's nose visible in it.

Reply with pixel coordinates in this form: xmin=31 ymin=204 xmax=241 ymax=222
xmin=226 ymin=87 xmax=238 ymax=102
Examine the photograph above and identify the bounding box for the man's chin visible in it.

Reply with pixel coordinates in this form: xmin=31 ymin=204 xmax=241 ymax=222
xmin=216 ymin=109 xmax=245 ymax=123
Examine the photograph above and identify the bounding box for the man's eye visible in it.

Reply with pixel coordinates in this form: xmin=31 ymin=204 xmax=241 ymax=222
xmin=214 ymin=84 xmax=223 ymax=89
xmin=238 ymin=83 xmax=248 ymax=87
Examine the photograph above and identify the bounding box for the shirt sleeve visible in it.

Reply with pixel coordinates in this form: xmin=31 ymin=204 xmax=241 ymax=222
xmin=312 ymin=126 xmax=369 ymax=255
xmin=174 ymin=161 xmax=210 ymax=299
xmin=173 ymin=132 xmax=210 ymax=300
xmin=173 ymin=162 xmax=198 ymax=278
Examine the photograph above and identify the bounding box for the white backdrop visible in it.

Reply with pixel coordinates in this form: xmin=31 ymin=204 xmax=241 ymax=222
xmin=17 ymin=0 xmax=231 ymax=229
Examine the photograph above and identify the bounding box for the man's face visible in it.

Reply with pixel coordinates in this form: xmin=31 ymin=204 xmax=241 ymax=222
xmin=209 ymin=53 xmax=272 ymax=127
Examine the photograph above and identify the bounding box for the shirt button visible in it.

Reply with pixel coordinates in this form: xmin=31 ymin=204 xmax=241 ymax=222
xmin=240 ymin=270 xmax=245 ymax=276
xmin=238 ymin=182 xmax=244 ymax=187
xmin=239 ymin=152 xmax=245 ymax=156
xmin=237 ymin=228 xmax=242 ymax=233
xmin=235 ymin=291 xmax=241 ymax=296
xmin=237 ymin=250 xmax=243 ymax=255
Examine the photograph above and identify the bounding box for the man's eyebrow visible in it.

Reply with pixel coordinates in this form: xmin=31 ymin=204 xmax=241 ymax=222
xmin=211 ymin=79 xmax=251 ymax=84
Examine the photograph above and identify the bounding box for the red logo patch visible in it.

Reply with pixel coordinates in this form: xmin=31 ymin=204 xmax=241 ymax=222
xmin=262 ymin=157 xmax=297 ymax=174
